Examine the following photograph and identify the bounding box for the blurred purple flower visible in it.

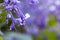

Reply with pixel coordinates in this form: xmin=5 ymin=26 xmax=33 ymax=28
xmin=26 ymin=25 xmax=39 ymax=35
xmin=0 ymin=0 xmax=25 ymax=30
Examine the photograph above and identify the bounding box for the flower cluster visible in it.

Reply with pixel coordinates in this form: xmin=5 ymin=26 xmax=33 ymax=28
xmin=0 ymin=0 xmax=25 ymax=30
xmin=0 ymin=0 xmax=60 ymax=35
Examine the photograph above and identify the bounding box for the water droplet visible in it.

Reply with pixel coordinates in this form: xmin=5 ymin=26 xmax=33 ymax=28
xmin=25 ymin=13 xmax=30 ymax=19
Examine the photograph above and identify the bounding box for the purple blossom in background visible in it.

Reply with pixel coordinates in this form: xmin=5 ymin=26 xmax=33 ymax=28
xmin=26 ymin=26 xmax=39 ymax=35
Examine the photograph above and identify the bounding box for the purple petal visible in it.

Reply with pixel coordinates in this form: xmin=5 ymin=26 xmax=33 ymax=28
xmin=6 ymin=15 xmax=8 ymax=24
xmin=10 ymin=22 xmax=15 ymax=30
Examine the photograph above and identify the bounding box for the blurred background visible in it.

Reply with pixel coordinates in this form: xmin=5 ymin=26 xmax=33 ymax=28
xmin=0 ymin=0 xmax=60 ymax=40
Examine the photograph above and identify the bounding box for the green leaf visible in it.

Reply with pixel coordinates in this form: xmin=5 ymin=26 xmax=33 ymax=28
xmin=0 ymin=10 xmax=6 ymax=24
xmin=37 ymin=35 xmax=43 ymax=40
xmin=43 ymin=30 xmax=57 ymax=40
xmin=0 ymin=0 xmax=4 ymax=3
xmin=47 ymin=14 xmax=57 ymax=27
xmin=0 ymin=36 xmax=3 ymax=40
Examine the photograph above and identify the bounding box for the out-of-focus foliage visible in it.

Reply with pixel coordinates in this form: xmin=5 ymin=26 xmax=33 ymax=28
xmin=37 ymin=30 xmax=57 ymax=40
xmin=43 ymin=30 xmax=57 ymax=40
xmin=0 ymin=36 xmax=3 ymax=40
xmin=0 ymin=0 xmax=3 ymax=3
xmin=47 ymin=14 xmax=57 ymax=27
xmin=0 ymin=7 xmax=6 ymax=24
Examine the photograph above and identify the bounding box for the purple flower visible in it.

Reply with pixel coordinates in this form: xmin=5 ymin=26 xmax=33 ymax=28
xmin=26 ymin=26 xmax=39 ymax=35
xmin=10 ymin=22 xmax=15 ymax=30
xmin=0 ymin=3 xmax=5 ymax=6
xmin=13 ymin=5 xmax=25 ymax=25
xmin=0 ymin=0 xmax=25 ymax=30
xmin=6 ymin=15 xmax=8 ymax=24
xmin=9 ymin=14 xmax=15 ymax=30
